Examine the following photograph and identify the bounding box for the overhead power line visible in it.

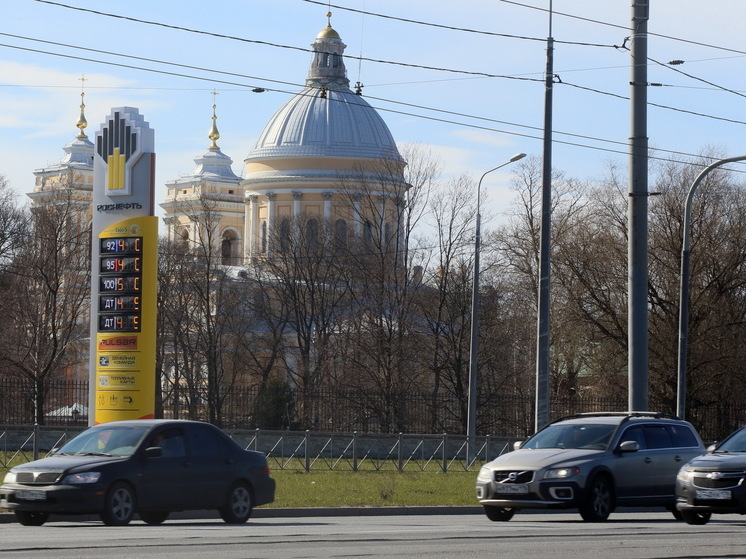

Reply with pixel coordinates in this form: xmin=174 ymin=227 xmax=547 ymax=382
xmin=29 ymin=0 xmax=542 ymax=82
xmin=300 ymin=0 xmax=614 ymax=49
xmin=1 ymin=37 xmax=741 ymax=171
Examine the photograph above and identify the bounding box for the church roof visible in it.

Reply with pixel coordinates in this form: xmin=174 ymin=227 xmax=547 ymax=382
xmin=244 ymin=16 xmax=403 ymax=167
xmin=34 ymin=92 xmax=94 ymax=176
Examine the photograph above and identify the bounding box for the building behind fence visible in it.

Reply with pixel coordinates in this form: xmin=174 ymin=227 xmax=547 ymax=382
xmin=0 ymin=378 xmax=744 ymax=442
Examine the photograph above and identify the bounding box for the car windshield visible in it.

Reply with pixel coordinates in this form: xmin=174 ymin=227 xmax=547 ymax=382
xmin=56 ymin=426 xmax=150 ymax=457
xmin=521 ymin=423 xmax=616 ymax=450
xmin=716 ymin=429 xmax=746 ymax=453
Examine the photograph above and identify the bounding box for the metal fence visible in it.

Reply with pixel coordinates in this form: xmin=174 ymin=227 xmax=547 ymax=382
xmin=1 ymin=378 xmax=744 ymax=442
xmin=0 ymin=425 xmax=515 ymax=473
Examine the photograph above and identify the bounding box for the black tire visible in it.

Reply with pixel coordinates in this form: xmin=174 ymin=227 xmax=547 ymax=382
xmin=579 ymin=475 xmax=614 ymax=522
xmin=100 ymin=482 xmax=136 ymax=526
xmin=219 ymin=482 xmax=253 ymax=524
xmin=681 ymin=510 xmax=712 ymax=525
xmin=15 ymin=510 xmax=49 ymax=526
xmin=670 ymin=507 xmax=683 ymax=521
xmin=139 ymin=510 xmax=169 ymax=525
xmin=483 ymin=505 xmax=516 ymax=522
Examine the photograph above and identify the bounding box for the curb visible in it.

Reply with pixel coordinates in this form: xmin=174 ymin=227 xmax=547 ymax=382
xmin=0 ymin=506 xmax=482 ymax=524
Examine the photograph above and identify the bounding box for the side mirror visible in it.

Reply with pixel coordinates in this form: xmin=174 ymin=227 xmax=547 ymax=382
xmin=707 ymin=443 xmax=718 ymax=453
xmin=617 ymin=440 xmax=640 ymax=453
xmin=144 ymin=446 xmax=163 ymax=458
xmin=513 ymin=441 xmax=524 ymax=451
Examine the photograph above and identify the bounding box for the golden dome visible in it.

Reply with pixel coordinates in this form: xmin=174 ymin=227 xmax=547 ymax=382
xmin=317 ymin=24 xmax=340 ymax=40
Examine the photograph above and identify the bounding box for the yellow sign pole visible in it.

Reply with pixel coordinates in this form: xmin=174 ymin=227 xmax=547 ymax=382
xmin=90 ymin=108 xmax=156 ymax=425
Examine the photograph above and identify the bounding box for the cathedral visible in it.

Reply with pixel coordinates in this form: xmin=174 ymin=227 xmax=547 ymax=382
xmin=31 ymin=16 xmax=408 ymax=264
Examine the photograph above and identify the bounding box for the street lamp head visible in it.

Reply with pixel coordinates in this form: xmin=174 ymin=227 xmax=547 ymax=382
xmin=510 ymin=153 xmax=527 ymax=163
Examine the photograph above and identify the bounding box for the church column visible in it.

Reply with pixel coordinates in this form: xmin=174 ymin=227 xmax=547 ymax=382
xmin=247 ymin=195 xmax=258 ymax=261
xmin=353 ymin=194 xmax=362 ymax=236
xmin=323 ymin=192 xmax=332 ymax=243
xmin=266 ymin=192 xmax=276 ymax=253
xmin=292 ymin=191 xmax=302 ymax=244
xmin=379 ymin=194 xmax=386 ymax=245
xmin=323 ymin=191 xmax=332 ymax=220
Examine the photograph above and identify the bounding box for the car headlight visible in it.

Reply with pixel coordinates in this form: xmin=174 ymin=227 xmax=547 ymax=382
xmin=61 ymin=472 xmax=101 ymax=484
xmin=3 ymin=471 xmax=17 ymax=484
xmin=544 ymin=466 xmax=581 ymax=479
xmin=477 ymin=466 xmax=492 ymax=481
xmin=677 ymin=467 xmax=694 ymax=485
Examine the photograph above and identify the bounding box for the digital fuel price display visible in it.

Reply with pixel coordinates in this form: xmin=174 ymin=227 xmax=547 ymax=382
xmin=98 ymin=237 xmax=143 ymax=332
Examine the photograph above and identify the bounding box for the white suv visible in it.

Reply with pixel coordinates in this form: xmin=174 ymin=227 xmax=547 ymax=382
xmin=476 ymin=412 xmax=705 ymax=522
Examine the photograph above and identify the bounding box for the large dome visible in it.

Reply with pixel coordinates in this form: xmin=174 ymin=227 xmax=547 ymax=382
xmin=247 ymin=87 xmax=402 ymax=162
xmin=243 ymin=20 xmax=404 ymax=185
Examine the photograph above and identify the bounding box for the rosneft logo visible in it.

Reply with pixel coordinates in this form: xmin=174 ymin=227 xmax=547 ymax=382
xmin=96 ymin=111 xmax=138 ymax=195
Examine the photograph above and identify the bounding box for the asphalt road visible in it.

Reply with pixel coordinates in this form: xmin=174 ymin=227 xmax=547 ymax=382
xmin=1 ymin=509 xmax=746 ymax=558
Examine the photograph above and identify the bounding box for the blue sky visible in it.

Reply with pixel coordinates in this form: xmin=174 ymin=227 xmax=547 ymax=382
xmin=2 ymin=0 xmax=745 ymax=222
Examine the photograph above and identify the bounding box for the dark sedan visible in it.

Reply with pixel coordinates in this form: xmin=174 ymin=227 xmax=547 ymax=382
xmin=0 ymin=419 xmax=275 ymax=526
xmin=676 ymin=427 xmax=746 ymax=525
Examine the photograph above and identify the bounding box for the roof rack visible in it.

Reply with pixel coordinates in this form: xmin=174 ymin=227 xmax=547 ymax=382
xmin=549 ymin=411 xmax=680 ymax=425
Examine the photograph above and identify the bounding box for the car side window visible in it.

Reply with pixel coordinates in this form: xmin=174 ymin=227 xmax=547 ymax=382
xmin=621 ymin=426 xmax=647 ymax=450
xmin=150 ymin=428 xmax=186 ymax=458
xmin=666 ymin=425 xmax=699 ymax=448
xmin=187 ymin=425 xmax=229 ymax=457
xmin=643 ymin=425 xmax=673 ymax=449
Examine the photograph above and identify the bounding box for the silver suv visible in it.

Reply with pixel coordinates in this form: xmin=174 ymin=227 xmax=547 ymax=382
xmin=476 ymin=412 xmax=705 ymax=522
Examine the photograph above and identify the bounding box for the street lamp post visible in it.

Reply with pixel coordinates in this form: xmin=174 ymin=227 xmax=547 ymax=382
xmin=677 ymin=154 xmax=746 ymax=419
xmin=467 ymin=153 xmax=526 ymax=463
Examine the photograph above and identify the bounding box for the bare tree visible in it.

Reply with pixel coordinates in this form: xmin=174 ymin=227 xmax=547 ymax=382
xmin=0 ymin=189 xmax=89 ymax=424
xmin=158 ymin=196 xmax=250 ymax=426
xmin=417 ymin=174 xmax=475 ymax=432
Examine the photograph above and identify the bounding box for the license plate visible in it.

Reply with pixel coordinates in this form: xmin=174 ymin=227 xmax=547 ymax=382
xmin=696 ymin=489 xmax=731 ymax=500
xmin=15 ymin=489 xmax=46 ymax=501
xmin=495 ymin=484 xmax=529 ymax=494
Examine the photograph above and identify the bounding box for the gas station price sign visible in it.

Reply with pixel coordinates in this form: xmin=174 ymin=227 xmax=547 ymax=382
xmin=98 ymin=236 xmax=143 ymax=332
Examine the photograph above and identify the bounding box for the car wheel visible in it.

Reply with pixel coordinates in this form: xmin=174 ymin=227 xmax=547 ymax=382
xmin=139 ymin=511 xmax=170 ymax=525
xmin=15 ymin=510 xmax=49 ymax=526
xmin=219 ymin=481 xmax=253 ymax=524
xmin=100 ymin=481 xmax=136 ymax=526
xmin=681 ymin=510 xmax=711 ymax=525
xmin=669 ymin=507 xmax=683 ymax=521
xmin=579 ymin=475 xmax=614 ymax=522
xmin=483 ymin=505 xmax=515 ymax=521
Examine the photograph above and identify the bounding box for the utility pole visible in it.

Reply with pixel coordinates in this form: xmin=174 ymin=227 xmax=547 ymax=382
xmin=628 ymin=0 xmax=649 ymax=412
xmin=535 ymin=3 xmax=553 ymax=431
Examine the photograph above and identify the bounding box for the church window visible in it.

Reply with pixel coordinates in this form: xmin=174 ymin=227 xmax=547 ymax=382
xmin=334 ymin=219 xmax=347 ymax=251
xmin=306 ymin=218 xmax=319 ymax=253
xmin=279 ymin=218 xmax=291 ymax=254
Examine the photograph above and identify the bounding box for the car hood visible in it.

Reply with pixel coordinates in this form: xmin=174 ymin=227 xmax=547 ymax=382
xmin=486 ymin=448 xmax=600 ymax=470
xmin=686 ymin=452 xmax=746 ymax=469
xmin=11 ymin=454 xmax=129 ymax=474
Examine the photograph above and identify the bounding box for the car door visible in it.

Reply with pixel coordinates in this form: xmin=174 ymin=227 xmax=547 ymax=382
xmin=137 ymin=427 xmax=194 ymax=510
xmin=653 ymin=424 xmax=702 ymax=497
xmin=183 ymin=424 xmax=235 ymax=508
xmin=610 ymin=425 xmax=657 ymax=500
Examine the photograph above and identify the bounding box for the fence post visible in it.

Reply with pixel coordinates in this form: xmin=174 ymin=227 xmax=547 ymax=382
xmin=485 ymin=435 xmax=491 ymax=463
xmin=33 ymin=424 xmax=39 ymax=461
xmin=305 ymin=430 xmax=310 ymax=472
xmin=255 ymin=428 xmax=260 ymax=452
xmin=352 ymin=431 xmax=358 ymax=472
xmin=442 ymin=433 xmax=447 ymax=472
xmin=397 ymin=433 xmax=403 ymax=472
